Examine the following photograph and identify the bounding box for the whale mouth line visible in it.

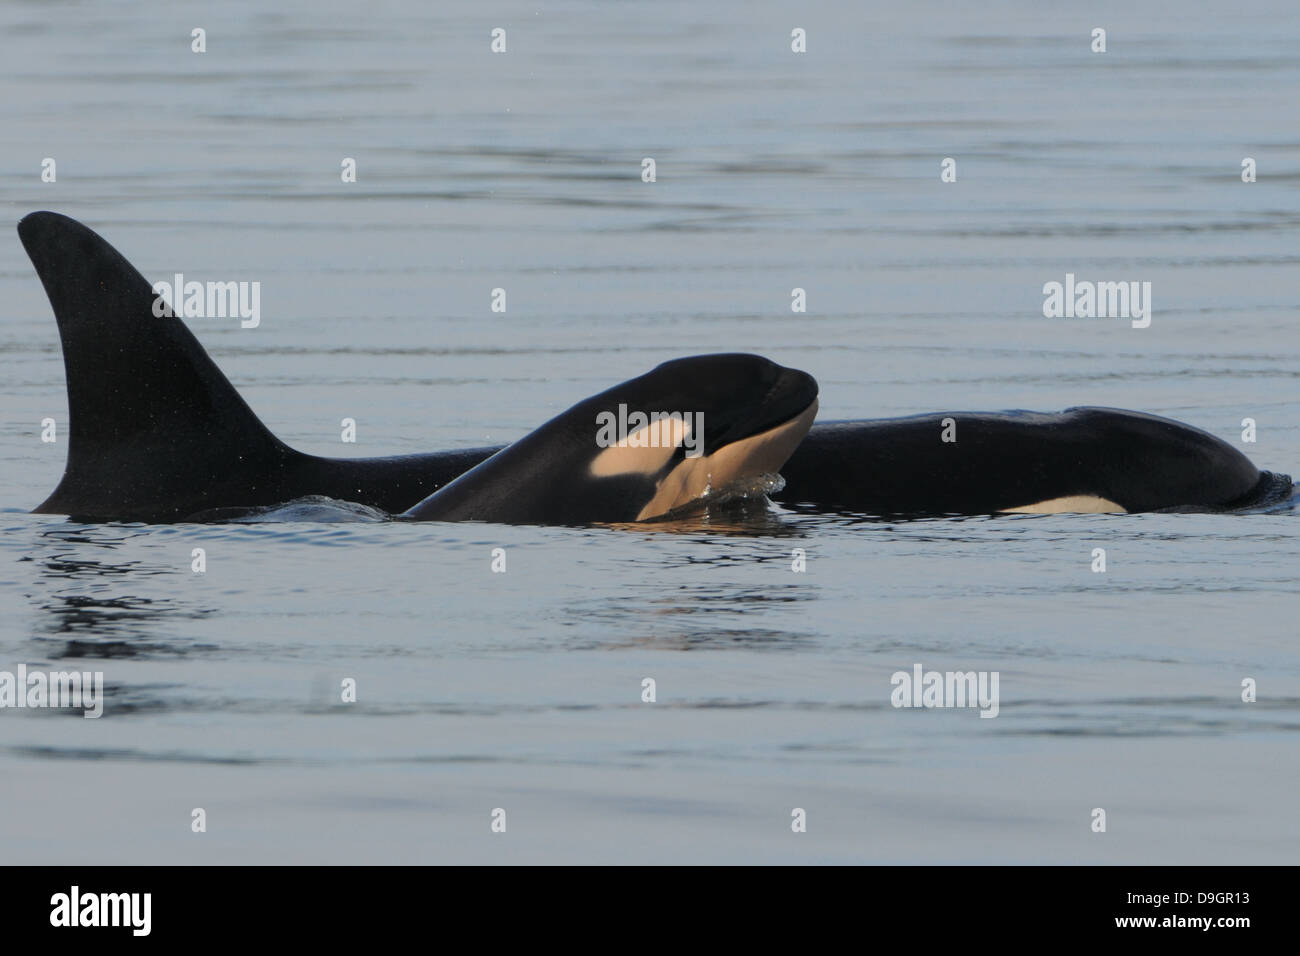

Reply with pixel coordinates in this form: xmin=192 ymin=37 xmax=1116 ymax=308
xmin=710 ymin=371 xmax=819 ymax=451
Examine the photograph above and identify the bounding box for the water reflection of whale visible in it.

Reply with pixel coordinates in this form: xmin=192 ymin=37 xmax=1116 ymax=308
xmin=27 ymin=525 xmax=213 ymax=660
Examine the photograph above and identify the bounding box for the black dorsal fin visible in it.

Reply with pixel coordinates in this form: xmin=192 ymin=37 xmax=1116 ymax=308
xmin=20 ymin=211 xmax=295 ymax=520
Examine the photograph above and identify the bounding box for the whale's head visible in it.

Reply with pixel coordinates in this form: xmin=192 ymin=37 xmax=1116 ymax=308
xmin=585 ymin=353 xmax=820 ymax=519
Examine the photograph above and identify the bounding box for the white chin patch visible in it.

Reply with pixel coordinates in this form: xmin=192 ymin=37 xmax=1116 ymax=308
xmin=1001 ymin=495 xmax=1126 ymax=514
xmin=634 ymin=399 xmax=818 ymax=521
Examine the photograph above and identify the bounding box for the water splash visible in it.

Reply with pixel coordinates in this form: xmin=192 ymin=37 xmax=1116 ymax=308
xmin=648 ymin=472 xmax=787 ymax=522
xmin=182 ymin=496 xmax=391 ymax=524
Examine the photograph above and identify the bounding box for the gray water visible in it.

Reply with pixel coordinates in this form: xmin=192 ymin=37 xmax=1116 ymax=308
xmin=2 ymin=0 xmax=1298 ymax=864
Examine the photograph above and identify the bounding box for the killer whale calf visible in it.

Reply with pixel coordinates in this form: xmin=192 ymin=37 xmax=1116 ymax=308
xmin=402 ymin=353 xmax=817 ymax=523
xmin=18 ymin=211 xmax=1293 ymax=522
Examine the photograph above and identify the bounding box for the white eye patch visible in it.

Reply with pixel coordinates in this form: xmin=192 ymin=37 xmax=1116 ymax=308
xmin=590 ymin=410 xmax=700 ymax=476
xmin=619 ymin=414 xmax=691 ymax=450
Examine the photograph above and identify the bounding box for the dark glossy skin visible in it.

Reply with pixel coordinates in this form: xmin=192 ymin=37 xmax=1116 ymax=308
xmin=778 ymin=411 xmax=1270 ymax=514
xmin=19 ymin=211 xmax=1284 ymax=522
xmin=20 ymin=211 xmax=496 ymax=521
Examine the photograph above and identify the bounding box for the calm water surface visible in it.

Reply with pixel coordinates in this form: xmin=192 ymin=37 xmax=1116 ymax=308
xmin=1 ymin=0 xmax=1298 ymax=863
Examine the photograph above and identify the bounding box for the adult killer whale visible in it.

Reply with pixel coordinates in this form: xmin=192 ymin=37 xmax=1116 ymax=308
xmin=17 ymin=211 xmax=1292 ymax=522
xmin=777 ymin=413 xmax=1290 ymax=515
